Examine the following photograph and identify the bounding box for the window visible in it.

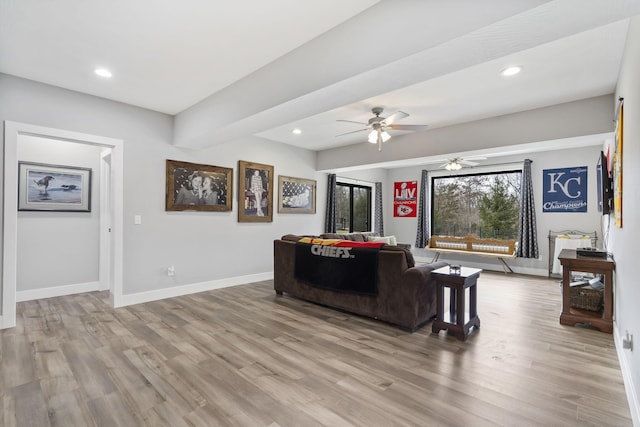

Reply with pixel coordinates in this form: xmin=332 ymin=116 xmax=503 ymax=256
xmin=336 ymin=182 xmax=372 ymax=233
xmin=431 ymin=170 xmax=521 ymax=239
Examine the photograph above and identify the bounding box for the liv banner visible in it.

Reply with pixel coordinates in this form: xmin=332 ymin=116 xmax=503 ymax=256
xmin=393 ymin=180 xmax=417 ymax=217
xmin=542 ymin=166 xmax=588 ymax=212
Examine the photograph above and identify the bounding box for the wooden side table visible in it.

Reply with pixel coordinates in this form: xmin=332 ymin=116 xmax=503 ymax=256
xmin=431 ymin=266 xmax=482 ymax=341
xmin=558 ymin=249 xmax=615 ymax=333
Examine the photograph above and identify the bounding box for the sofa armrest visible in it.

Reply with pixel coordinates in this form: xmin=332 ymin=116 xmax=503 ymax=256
xmin=397 ymin=242 xmax=411 ymax=251
xmin=386 ymin=261 xmax=448 ymax=330
xmin=404 ymin=261 xmax=449 ymax=280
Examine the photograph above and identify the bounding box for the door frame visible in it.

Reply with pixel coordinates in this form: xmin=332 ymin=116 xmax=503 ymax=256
xmin=1 ymin=121 xmax=124 ymax=329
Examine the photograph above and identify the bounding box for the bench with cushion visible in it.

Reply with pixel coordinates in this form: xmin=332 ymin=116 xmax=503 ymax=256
xmin=426 ymin=235 xmax=517 ymax=273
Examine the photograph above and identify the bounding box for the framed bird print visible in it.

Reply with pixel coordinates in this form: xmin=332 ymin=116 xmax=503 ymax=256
xmin=18 ymin=162 xmax=92 ymax=212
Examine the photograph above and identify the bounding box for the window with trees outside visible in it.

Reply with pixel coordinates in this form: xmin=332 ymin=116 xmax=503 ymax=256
xmin=431 ymin=170 xmax=522 ymax=239
xmin=336 ymin=182 xmax=372 ymax=233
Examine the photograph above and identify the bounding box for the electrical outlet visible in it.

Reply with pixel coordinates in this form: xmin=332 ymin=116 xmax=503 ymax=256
xmin=167 ymin=265 xmax=175 ymax=276
xmin=622 ymin=331 xmax=633 ymax=351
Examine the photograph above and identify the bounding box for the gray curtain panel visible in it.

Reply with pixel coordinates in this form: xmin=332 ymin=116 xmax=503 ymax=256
xmin=324 ymin=173 xmax=337 ymax=233
xmin=517 ymin=159 xmax=539 ymax=258
xmin=374 ymin=182 xmax=384 ymax=235
xmin=415 ymin=170 xmax=429 ymax=248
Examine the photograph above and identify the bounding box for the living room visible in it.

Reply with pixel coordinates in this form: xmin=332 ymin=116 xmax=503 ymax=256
xmin=1 ymin=2 xmax=639 ymax=425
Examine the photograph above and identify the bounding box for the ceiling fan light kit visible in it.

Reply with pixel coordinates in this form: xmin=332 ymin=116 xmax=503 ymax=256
xmin=445 ymin=161 xmax=463 ymax=171
xmin=337 ymin=106 xmax=428 ymax=152
xmin=431 ymin=156 xmax=486 ymax=170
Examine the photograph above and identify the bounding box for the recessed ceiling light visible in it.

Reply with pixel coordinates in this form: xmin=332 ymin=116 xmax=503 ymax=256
xmin=501 ymin=66 xmax=522 ymax=77
xmin=292 ymin=128 xmax=302 ymax=135
xmin=94 ymin=68 xmax=113 ymax=78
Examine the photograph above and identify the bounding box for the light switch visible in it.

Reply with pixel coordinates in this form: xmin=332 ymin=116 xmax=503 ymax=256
xmin=134 ymin=215 xmax=142 ymax=225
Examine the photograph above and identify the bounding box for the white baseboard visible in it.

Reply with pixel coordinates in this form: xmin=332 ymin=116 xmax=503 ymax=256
xmin=14 ymin=272 xmax=274 ymax=308
xmin=119 ymin=271 xmax=274 ymax=307
xmin=16 ymin=281 xmax=101 ymax=302
xmin=0 ymin=314 xmax=16 ymax=329
xmin=614 ymin=326 xmax=640 ymax=427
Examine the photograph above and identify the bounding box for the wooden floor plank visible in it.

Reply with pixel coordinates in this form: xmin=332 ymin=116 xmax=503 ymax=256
xmin=0 ymin=272 xmax=632 ymax=426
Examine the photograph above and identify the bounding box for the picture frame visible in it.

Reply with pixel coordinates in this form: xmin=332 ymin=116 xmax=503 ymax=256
xmin=166 ymin=159 xmax=233 ymax=212
xmin=238 ymin=160 xmax=273 ymax=222
xmin=613 ymin=99 xmax=623 ymax=228
xmin=278 ymin=175 xmax=316 ymax=214
xmin=18 ymin=162 xmax=92 ymax=212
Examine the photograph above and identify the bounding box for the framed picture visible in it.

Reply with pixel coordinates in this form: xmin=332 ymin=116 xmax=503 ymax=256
xmin=238 ymin=160 xmax=273 ymax=222
xmin=166 ymin=159 xmax=233 ymax=212
xmin=278 ymin=175 xmax=316 ymax=214
xmin=18 ymin=162 xmax=92 ymax=212
xmin=613 ymin=99 xmax=623 ymax=228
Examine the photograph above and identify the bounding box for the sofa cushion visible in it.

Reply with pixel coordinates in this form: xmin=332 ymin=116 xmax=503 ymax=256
xmin=297 ymin=236 xmax=386 ymax=248
xmin=380 ymin=245 xmax=415 ymax=268
xmin=320 ymin=232 xmax=363 ymax=242
xmin=367 ymin=235 xmax=398 ymax=246
xmin=281 ymin=234 xmax=304 ymax=242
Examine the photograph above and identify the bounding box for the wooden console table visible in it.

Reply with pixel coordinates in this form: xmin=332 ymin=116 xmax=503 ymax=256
xmin=431 ymin=266 xmax=482 ymax=340
xmin=558 ymin=249 xmax=615 ymax=333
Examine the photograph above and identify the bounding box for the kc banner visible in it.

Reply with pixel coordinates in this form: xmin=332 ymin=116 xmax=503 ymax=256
xmin=393 ymin=180 xmax=417 ymax=217
xmin=542 ymin=166 xmax=588 ymax=212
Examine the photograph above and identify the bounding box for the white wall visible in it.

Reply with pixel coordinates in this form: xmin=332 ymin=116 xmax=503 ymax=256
xmin=383 ymin=145 xmax=604 ymax=275
xmin=0 ymin=73 xmax=324 ymax=306
xmin=17 ymin=135 xmax=103 ymax=291
xmin=611 ymin=16 xmax=640 ymax=426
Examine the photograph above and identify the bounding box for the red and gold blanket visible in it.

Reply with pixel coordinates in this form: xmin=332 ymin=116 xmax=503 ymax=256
xmin=294 ymin=237 xmax=384 ymax=295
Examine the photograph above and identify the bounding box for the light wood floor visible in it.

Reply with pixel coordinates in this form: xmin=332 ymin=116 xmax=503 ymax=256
xmin=0 ymin=272 xmax=632 ymax=426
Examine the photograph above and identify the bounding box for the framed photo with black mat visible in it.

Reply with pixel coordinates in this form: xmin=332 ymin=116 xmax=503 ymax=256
xmin=165 ymin=159 xmax=233 ymax=212
xmin=18 ymin=162 xmax=92 ymax=212
xmin=278 ymin=175 xmax=316 ymax=214
xmin=238 ymin=160 xmax=273 ymax=222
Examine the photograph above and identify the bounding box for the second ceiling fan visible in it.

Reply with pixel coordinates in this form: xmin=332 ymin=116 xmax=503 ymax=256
xmin=440 ymin=157 xmax=485 ymax=170
xmin=336 ymin=106 xmax=428 ymax=151
xmin=419 ymin=156 xmax=487 ymax=170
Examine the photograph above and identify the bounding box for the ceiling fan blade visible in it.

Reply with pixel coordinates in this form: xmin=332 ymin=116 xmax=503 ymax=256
xmin=387 ymin=124 xmax=428 ymax=131
xmin=384 ymin=111 xmax=409 ymax=125
xmin=336 ymin=128 xmax=370 ymax=137
xmin=417 ymin=158 xmax=450 ymax=165
xmin=337 ymin=119 xmax=369 ymax=125
xmin=460 ymin=160 xmax=480 ymax=166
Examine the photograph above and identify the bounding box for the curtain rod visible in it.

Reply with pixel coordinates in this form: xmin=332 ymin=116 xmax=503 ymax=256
xmin=335 ymin=176 xmax=376 ymax=185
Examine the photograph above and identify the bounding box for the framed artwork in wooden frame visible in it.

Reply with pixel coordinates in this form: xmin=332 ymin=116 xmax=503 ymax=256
xmin=18 ymin=162 xmax=92 ymax=212
xmin=277 ymin=175 xmax=316 ymax=214
xmin=238 ymin=160 xmax=273 ymax=222
xmin=165 ymin=159 xmax=233 ymax=212
xmin=612 ymin=98 xmax=623 ymax=228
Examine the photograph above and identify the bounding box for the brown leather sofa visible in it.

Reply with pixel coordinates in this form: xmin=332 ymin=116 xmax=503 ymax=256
xmin=273 ymin=234 xmax=448 ymax=331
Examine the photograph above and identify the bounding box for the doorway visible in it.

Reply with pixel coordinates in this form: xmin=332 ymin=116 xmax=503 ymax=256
xmin=2 ymin=121 xmax=124 ymax=329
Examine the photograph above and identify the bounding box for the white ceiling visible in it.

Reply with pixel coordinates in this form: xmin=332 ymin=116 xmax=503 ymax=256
xmin=1 ymin=0 xmax=639 ymax=156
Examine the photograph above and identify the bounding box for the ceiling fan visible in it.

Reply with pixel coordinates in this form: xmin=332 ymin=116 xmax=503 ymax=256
xmin=439 ymin=157 xmax=486 ymax=170
xmin=420 ymin=156 xmax=487 ymax=170
xmin=336 ymin=106 xmax=428 ymax=151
